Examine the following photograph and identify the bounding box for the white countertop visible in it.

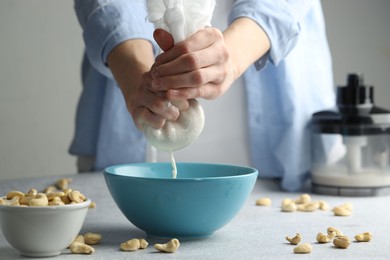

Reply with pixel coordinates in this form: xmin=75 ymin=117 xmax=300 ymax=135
xmin=1 ymin=172 xmax=389 ymax=259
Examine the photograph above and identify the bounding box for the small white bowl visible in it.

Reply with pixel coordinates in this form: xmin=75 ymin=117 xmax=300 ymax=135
xmin=0 ymin=199 xmax=91 ymax=257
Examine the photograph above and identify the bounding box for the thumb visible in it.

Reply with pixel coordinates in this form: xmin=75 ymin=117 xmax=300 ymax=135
xmin=153 ymin=29 xmax=174 ymax=52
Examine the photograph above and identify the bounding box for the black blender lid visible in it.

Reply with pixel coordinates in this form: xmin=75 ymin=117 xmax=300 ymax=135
xmin=312 ymin=74 xmax=390 ymax=135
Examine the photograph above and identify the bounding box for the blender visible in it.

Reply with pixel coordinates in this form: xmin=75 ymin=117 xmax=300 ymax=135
xmin=311 ymin=74 xmax=390 ymax=196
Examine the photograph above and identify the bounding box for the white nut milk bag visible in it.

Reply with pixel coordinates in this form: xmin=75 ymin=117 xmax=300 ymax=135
xmin=145 ymin=0 xmax=216 ymax=153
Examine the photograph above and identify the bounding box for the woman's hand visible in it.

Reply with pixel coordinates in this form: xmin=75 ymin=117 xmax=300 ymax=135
xmin=107 ymin=39 xmax=188 ymax=131
xmin=151 ymin=27 xmax=235 ymax=100
xmin=150 ymin=18 xmax=271 ymax=101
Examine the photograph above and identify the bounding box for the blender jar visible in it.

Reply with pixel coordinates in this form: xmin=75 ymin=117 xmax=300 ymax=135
xmin=311 ymin=74 xmax=390 ymax=196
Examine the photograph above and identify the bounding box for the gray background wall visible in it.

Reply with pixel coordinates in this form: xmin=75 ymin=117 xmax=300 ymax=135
xmin=0 ymin=0 xmax=389 ymax=180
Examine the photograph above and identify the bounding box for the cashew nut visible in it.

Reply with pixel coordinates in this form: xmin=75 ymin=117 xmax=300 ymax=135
xmin=84 ymin=232 xmax=102 ymax=245
xmin=120 ymin=239 xmax=140 ymax=251
xmin=69 ymin=242 xmax=94 ymax=254
xmin=48 ymin=196 xmax=65 ymax=206
xmin=281 ymin=200 xmax=297 ymax=212
xmin=256 ymin=197 xmax=271 ymax=206
xmin=339 ymin=202 xmax=353 ymax=211
xmin=318 ymin=200 xmax=329 ymax=210
xmin=297 ymin=202 xmax=319 ymax=212
xmin=333 ymin=235 xmax=351 ymax=249
xmin=19 ymin=196 xmax=33 ymax=205
xmin=0 ymin=196 xmax=20 ymax=206
xmin=327 ymin=227 xmax=343 ymax=237
xmin=333 ymin=206 xmax=352 ymax=216
xmin=46 ymin=191 xmax=65 ymax=201
xmin=63 ymin=188 xmax=72 ymax=195
xmin=72 ymin=235 xmax=85 ymax=244
xmin=139 ymin=238 xmax=149 ymax=249
xmin=285 ymin=233 xmax=301 ymax=245
xmin=293 ymin=243 xmax=312 ymax=254
xmin=294 ymin=194 xmax=311 ymax=204
xmin=154 ymin=238 xmax=180 ymax=253
xmin=89 ymin=201 xmax=97 ymax=209
xmin=6 ymin=191 xmax=25 ymax=200
xmin=355 ymin=232 xmax=372 ymax=242
xmin=68 ymin=190 xmax=86 ymax=203
xmin=316 ymin=232 xmax=332 ymax=243
xmin=56 ymin=178 xmax=73 ymax=190
xmin=29 ymin=193 xmax=49 ymax=206
xmin=27 ymin=188 xmax=38 ymax=198
xmin=43 ymin=185 xmax=57 ymax=194
xmin=61 ymin=194 xmax=71 ymax=204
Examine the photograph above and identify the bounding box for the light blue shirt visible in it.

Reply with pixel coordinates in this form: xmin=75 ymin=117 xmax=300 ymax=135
xmin=71 ymin=0 xmax=335 ymax=191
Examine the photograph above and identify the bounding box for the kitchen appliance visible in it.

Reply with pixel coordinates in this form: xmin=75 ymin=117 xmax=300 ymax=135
xmin=311 ymin=74 xmax=390 ymax=196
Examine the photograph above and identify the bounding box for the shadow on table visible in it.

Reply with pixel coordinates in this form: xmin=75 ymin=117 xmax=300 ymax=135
xmin=0 ymin=245 xmax=26 ymax=259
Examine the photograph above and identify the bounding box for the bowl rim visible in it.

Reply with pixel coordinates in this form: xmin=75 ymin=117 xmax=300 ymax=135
xmin=0 ymin=198 xmax=91 ymax=211
xmin=103 ymin=162 xmax=258 ymax=182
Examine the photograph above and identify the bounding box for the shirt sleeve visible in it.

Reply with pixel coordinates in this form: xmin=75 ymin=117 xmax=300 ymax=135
xmin=228 ymin=0 xmax=314 ymax=68
xmin=74 ymin=0 xmax=159 ymax=77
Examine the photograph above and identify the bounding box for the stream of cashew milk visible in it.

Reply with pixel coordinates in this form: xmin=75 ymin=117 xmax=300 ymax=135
xmin=170 ymin=152 xmax=177 ymax=179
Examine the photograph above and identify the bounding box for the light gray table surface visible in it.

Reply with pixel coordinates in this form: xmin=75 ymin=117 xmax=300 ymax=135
xmin=1 ymin=172 xmax=389 ymax=260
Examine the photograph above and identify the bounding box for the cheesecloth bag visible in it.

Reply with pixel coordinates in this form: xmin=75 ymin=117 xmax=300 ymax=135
xmin=145 ymin=0 xmax=216 ymax=152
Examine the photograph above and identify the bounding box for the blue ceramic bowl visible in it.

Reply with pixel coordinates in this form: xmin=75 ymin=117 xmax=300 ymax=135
xmin=104 ymin=162 xmax=258 ymax=239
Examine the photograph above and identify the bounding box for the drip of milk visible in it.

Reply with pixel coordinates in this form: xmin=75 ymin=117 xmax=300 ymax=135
xmin=170 ymin=152 xmax=177 ymax=179
xmin=145 ymin=0 xmax=215 ymax=178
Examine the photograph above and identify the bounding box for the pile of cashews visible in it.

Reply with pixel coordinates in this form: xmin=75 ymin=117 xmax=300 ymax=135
xmin=0 ymin=178 xmax=91 ymax=207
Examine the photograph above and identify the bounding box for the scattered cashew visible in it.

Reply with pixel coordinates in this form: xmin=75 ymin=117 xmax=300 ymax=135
xmin=318 ymin=200 xmax=329 ymax=210
xmin=294 ymin=194 xmax=311 ymax=204
xmin=327 ymin=227 xmax=343 ymax=237
xmin=69 ymin=242 xmax=94 ymax=254
xmin=332 ymin=202 xmax=353 ymax=216
xmin=72 ymin=235 xmax=85 ymax=244
xmin=333 ymin=206 xmax=352 ymax=216
xmin=89 ymin=201 xmax=97 ymax=209
xmin=333 ymin=235 xmax=351 ymax=249
xmin=120 ymin=239 xmax=140 ymax=252
xmin=297 ymin=202 xmax=320 ymax=212
xmin=84 ymin=232 xmax=102 ymax=245
xmin=281 ymin=199 xmax=298 ymax=212
xmin=285 ymin=233 xmax=301 ymax=245
xmin=293 ymin=243 xmax=312 ymax=254
xmin=154 ymin=238 xmax=180 ymax=253
xmin=355 ymin=232 xmax=372 ymax=242
xmin=316 ymin=232 xmax=333 ymax=243
xmin=256 ymin=197 xmax=271 ymax=206
xmin=139 ymin=239 xmax=149 ymax=249
xmin=339 ymin=202 xmax=353 ymax=211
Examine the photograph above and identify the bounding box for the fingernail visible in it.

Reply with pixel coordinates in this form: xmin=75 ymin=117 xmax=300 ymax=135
xmin=152 ymin=79 xmax=161 ymax=90
xmin=169 ymin=90 xmax=180 ymax=97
